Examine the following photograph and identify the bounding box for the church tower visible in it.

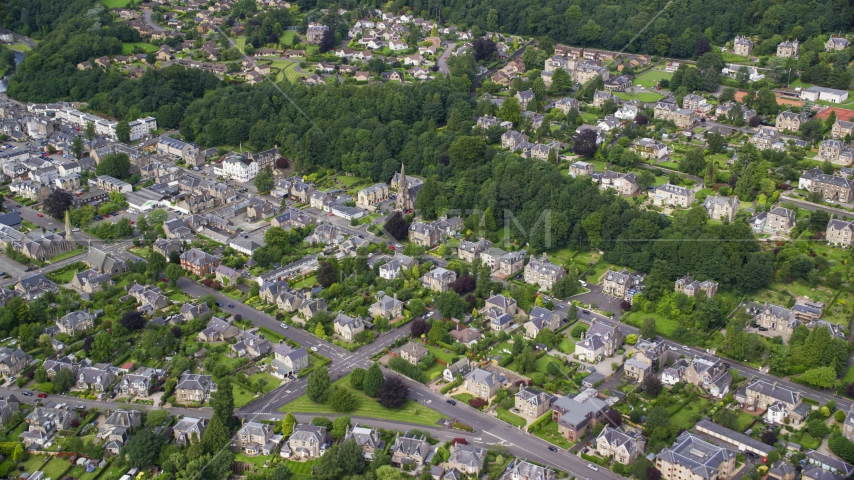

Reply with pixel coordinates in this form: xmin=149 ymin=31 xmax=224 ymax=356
xmin=64 ymin=210 xmax=73 ymax=243
xmin=395 ymin=163 xmax=415 ymax=212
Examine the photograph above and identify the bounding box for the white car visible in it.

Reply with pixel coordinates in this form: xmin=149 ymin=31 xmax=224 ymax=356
xmin=426 ymin=312 xmax=434 ymax=317
xmin=578 ymin=280 xmax=587 ymax=287
xmin=669 ymin=346 xmax=677 ymax=351
xmin=588 ymin=464 xmax=599 ymax=471
xmin=682 ymin=345 xmax=690 ymax=351
xmin=310 ymin=346 xmax=318 ymax=352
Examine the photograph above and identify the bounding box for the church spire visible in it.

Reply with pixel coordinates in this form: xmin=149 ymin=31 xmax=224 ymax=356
xmin=395 ymin=163 xmax=414 ymax=212
xmin=64 ymin=210 xmax=73 ymax=242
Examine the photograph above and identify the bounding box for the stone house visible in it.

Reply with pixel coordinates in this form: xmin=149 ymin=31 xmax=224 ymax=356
xmin=655 ymin=432 xmax=735 ymax=480
xmin=333 ymin=312 xmax=366 ymax=342
xmin=683 ymin=355 xmax=732 ymax=398
xmin=464 ymin=368 xmax=500 ymax=399
xmin=283 ymin=423 xmax=327 ymax=459
xmin=421 ymin=267 xmax=457 ymax=292
xmin=524 ymin=307 xmax=560 ymax=339
xmin=524 ymin=255 xmax=566 ymax=290
xmin=342 ymin=424 xmax=385 ymax=460
xmin=831 ymin=120 xmax=854 ymax=139
xmin=674 ymin=275 xmax=718 ymax=298
xmin=575 ymin=321 xmax=622 ymax=362
xmin=448 ymin=444 xmax=487 ymax=477
xmin=458 ymin=238 xmax=491 ymax=263
xmin=766 ymin=207 xmax=796 ymax=233
xmin=400 ymin=342 xmax=429 ymax=365
xmin=776 ymin=109 xmax=808 ymax=132
xmin=703 ymin=195 xmax=740 ymax=222
xmin=390 ymin=431 xmax=431 ymax=469
xmin=176 ymin=372 xmax=216 ymax=404
xmin=515 ymin=387 xmax=552 ymax=419
xmin=408 ymin=221 xmax=442 ymax=247
xmin=827 ymin=218 xmax=854 ymax=247
xmin=653 ymin=184 xmax=695 ymax=208
xmin=733 ymin=36 xmax=754 ymax=57
xmin=56 ymin=310 xmax=96 ymax=336
xmin=602 ymin=268 xmax=645 ymax=299
xmin=755 ymin=303 xmax=799 ymax=333
xmin=597 ymin=426 xmax=645 ymax=465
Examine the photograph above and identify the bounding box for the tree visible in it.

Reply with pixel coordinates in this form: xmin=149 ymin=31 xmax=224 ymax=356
xmin=716 ymin=409 xmax=738 ymax=430
xmin=90 ymin=331 xmax=112 ymax=362
xmin=43 ymin=189 xmax=73 ymax=219
xmin=147 ymin=251 xmax=167 ymax=281
xmin=498 ymin=96 xmax=522 ymax=124
xmin=573 ymin=129 xmax=598 ymax=157
xmin=84 ymin=122 xmax=96 ymax=141
xmin=802 ymin=119 xmax=824 ymax=143
xmin=71 ymin=137 xmax=84 ymax=159
xmin=363 ymin=363 xmax=383 ymax=397
xmin=680 ymin=147 xmax=706 ymax=176
xmin=318 ymin=28 xmax=336 ymax=53
xmin=307 ymin=366 xmax=331 ymax=403
xmin=329 ymin=386 xmax=356 ymax=412
xmin=411 ymin=318 xmax=429 ymax=338
xmin=449 ymin=136 xmax=486 ymax=169
xmin=436 ymin=291 xmax=468 ymax=320
xmin=96 ymin=153 xmax=131 ymax=180
xmin=211 ymin=377 xmax=236 ymax=429
xmin=280 ymin=412 xmax=297 ymax=436
xmin=338 ymin=439 xmax=366 ymax=475
xmin=551 ymin=68 xmax=573 ymax=93
xmin=379 ymin=375 xmax=409 ymax=408
xmin=125 ymin=429 xmax=163 ymax=467
xmin=165 ymin=263 xmax=183 ymax=287
xmin=50 ymin=367 xmax=74 ymax=392
xmin=116 ymin=121 xmax=131 ymax=143
xmin=120 ymin=311 xmax=146 ymax=331
xmin=350 ymin=368 xmax=366 ymax=390
xmin=331 ymin=416 xmax=351 ymax=440
xmin=317 ymin=261 xmax=337 ymax=288
xmin=640 ymin=317 xmax=657 ymax=340
xmin=383 ymin=211 xmax=409 ymax=240
xmin=313 ymin=446 xmax=343 ymax=480
xmin=641 ymin=375 xmax=663 ymax=396
xmin=761 ymin=429 xmax=778 ymax=445
xmin=810 ymin=210 xmax=831 ymax=232
xmin=254 ymin=166 xmax=274 ymax=193
xmin=472 ymin=37 xmax=497 ymax=61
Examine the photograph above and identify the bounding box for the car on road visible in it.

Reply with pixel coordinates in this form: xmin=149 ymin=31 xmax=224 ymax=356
xmin=215 ymin=302 xmax=222 ymax=307
xmin=669 ymin=346 xmax=677 ymax=351
xmin=37 ymin=393 xmax=47 ymax=398
xmin=579 ymin=280 xmax=587 ymax=287
xmin=280 ymin=323 xmax=288 ymax=329
xmin=425 ymin=311 xmax=434 ymax=318
xmin=76 ymin=404 xmax=84 ymax=410
xmin=581 ymin=309 xmax=590 ymax=315
xmin=21 ymin=391 xmax=32 ymax=396
xmin=310 ymin=346 xmax=318 ymax=352
xmin=227 ymin=303 xmax=234 ymax=308
xmin=587 ymin=464 xmax=599 ymax=471
xmin=548 ymin=446 xmax=558 ymax=452
xmin=72 ymin=228 xmax=80 ymax=232
xmin=758 ymin=327 xmax=768 ymax=331
xmin=723 ymin=363 xmax=730 ymax=368
xmin=36 ymin=213 xmax=42 ymax=217
xmin=682 ymin=345 xmax=690 ymax=350
xmin=103 ymin=214 xmax=109 ymax=218
xmin=446 ymin=399 xmax=456 ymax=405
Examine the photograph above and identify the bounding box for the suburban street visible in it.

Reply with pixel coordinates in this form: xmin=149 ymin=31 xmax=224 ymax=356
xmin=437 ymin=41 xmax=455 ymax=75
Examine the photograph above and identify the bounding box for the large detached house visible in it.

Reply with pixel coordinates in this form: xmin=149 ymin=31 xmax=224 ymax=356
xmin=655 ymin=432 xmax=735 ymax=480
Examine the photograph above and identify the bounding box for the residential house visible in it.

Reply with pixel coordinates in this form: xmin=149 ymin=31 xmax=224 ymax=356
xmin=741 ymin=380 xmax=807 ymax=425
xmin=56 ymin=310 xmax=96 ymax=336
xmin=448 ymin=444 xmax=487 ymax=477
xmin=333 ymin=312 xmax=366 ymax=342
xmin=653 ymin=183 xmax=695 ymax=208
xmin=674 ymin=275 xmax=718 ymax=298
xmin=776 ymin=109 xmax=808 ymax=132
xmin=733 ymin=36 xmax=754 ymax=57
xmin=173 ymin=417 xmax=207 ymax=445
xmin=501 ymin=130 xmax=529 ymax=150
xmin=443 ymin=358 xmax=472 ymax=382
xmin=176 ymin=372 xmax=216 ymax=404
xmin=826 ymin=37 xmax=850 ymax=52
xmin=624 ymin=339 xmax=666 ymax=382
xmin=98 ymin=409 xmax=141 ymax=453
xmin=0 ymin=394 xmax=19 ymax=426
xmin=180 ymin=248 xmax=220 ymax=276
xmin=593 ymin=90 xmax=614 ymax=108
xmin=632 ymin=138 xmax=669 ymax=160
xmin=498 ymin=251 xmax=526 ymax=277
xmin=120 ymin=369 xmax=154 ymax=396
xmin=198 ymin=316 xmax=239 ymax=342
xmin=569 ymin=161 xmax=595 ymax=178
xmin=827 ymin=218 xmax=854 ymax=247
xmin=805 ymin=172 xmax=853 ymax=202
xmin=0 ymin=348 xmax=31 ymax=378
xmin=755 ymin=303 xmax=799 ymax=333
xmin=400 ymin=342 xmax=429 ymax=365
xmin=270 ymin=344 xmax=309 ymax=379
xmin=342 ymin=424 xmax=385 ymax=460
xmin=421 ymin=267 xmax=457 ymax=293
xmin=516 ymin=90 xmax=535 ymax=110
xmin=655 ymin=432 xmax=735 ymax=480
xmin=524 ymin=307 xmax=560 ymax=339
xmin=552 ymin=389 xmax=609 ymax=442
xmin=464 ymin=368 xmax=501 ymax=399
xmin=597 ymin=426 xmax=645 ymax=464
xmin=76 ymin=366 xmax=115 ymax=391
xmin=766 ymin=207 xmax=796 ymax=233
xmin=592 ymin=170 xmax=639 ymax=196
xmin=792 ymin=297 xmax=825 ymax=322
xmin=683 ymin=355 xmax=732 ymax=398
xmin=703 ymin=195 xmax=740 ymax=222
xmin=602 ymin=269 xmax=645 ymax=299
xmin=458 ymin=238 xmax=491 ymax=263
xmin=515 ymin=387 xmax=552 ymax=420
xmin=503 ymin=460 xmax=556 ymax=480
xmin=389 ymin=431 xmax=431 ymax=469
xmin=409 ymin=221 xmax=442 ymax=247
xmin=236 ymin=421 xmax=275 ymax=455
xmin=752 ymin=127 xmax=781 ymax=150
xmin=777 ymin=40 xmax=800 ymax=58
xmin=524 ymin=255 xmax=566 ymax=290
xmin=371 ymin=294 xmax=403 ymax=319
xmin=85 ymin=248 xmax=127 ymax=275
xmin=831 ymin=120 xmax=854 ymax=139
xmin=231 ymin=331 xmax=272 ymax=359
xmin=575 ymin=321 xmax=622 ymax=363
xmin=283 ymin=423 xmax=327 ymax=459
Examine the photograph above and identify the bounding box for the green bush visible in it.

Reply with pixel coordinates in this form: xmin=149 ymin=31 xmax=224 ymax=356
xmin=38 ymin=382 xmax=55 ymax=393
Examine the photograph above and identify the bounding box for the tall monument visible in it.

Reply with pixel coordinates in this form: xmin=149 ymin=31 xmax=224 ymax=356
xmin=64 ymin=210 xmax=73 ymax=242
xmin=395 ymin=163 xmax=415 ymax=212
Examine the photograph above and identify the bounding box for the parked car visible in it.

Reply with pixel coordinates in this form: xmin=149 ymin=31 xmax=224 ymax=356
xmin=446 ymin=399 xmax=456 ymax=405
xmin=548 ymin=446 xmax=558 ymax=452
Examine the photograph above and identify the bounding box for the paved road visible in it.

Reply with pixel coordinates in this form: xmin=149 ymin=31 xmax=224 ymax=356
xmin=779 ymin=194 xmax=854 ymax=217
xmin=437 ymin=42 xmax=455 ymax=75
xmin=143 ymin=10 xmax=167 ymax=33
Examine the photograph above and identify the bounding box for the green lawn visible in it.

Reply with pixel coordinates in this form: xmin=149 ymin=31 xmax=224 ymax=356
xmin=622 ymin=311 xmax=679 ymax=337
xmin=19 ymin=455 xmax=47 ymax=474
xmin=285 ymin=460 xmax=316 ymax=475
xmin=530 ymin=417 xmax=572 ymax=449
xmin=721 ymin=52 xmax=750 ymax=63
xmin=232 ymin=383 xmax=258 ymax=408
xmin=844 ymin=364 xmax=854 ymax=383
xmin=279 ymin=373 xmax=446 ymax=426
xmin=496 ymin=408 xmax=527 ymax=427
xmin=558 ymin=337 xmax=576 ymax=354
xmin=634 ymin=70 xmax=672 ymax=89
xmin=48 ymin=247 xmax=87 ymax=263
xmin=488 ymin=341 xmax=514 ymax=358
xmin=90 ymin=463 xmax=127 ymax=480
xmin=426 ymin=345 xmax=456 ymax=364
xmin=247 ymin=372 xmax=281 ymax=394
xmin=8 ymin=43 xmax=31 ymax=53
xmin=734 ymin=411 xmax=756 ymax=432
xmin=128 ymin=246 xmax=150 ymax=258
xmin=613 ymin=91 xmax=665 ymax=103
xmin=669 ymin=400 xmax=707 ymax=430
xmin=41 ymin=457 xmax=72 ymax=480
xmin=48 ymin=266 xmax=83 ymax=283
xmin=102 ymin=0 xmax=132 ymax=6
xmin=280 ymin=31 xmax=298 ymax=45
xmin=291 ymin=274 xmax=317 ymax=289
xmin=235 ymin=37 xmax=247 ymax=52
xmin=452 ymin=392 xmax=475 ymax=404
xmin=122 ymin=42 xmax=158 ymax=54
xmin=168 ymin=292 xmax=191 ymax=302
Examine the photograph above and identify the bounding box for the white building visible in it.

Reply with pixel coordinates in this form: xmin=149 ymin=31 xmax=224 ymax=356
xmin=215 ymin=155 xmax=257 ymax=182
xmin=800 ymin=86 xmax=849 ymax=103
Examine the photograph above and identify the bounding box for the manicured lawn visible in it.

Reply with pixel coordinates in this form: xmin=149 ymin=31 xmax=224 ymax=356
xmin=291 ymin=274 xmax=317 ymax=289
xmin=721 ymin=52 xmax=750 ymax=63
xmin=128 ymin=246 xmax=150 ymax=258
xmin=41 ymin=457 xmax=72 ymax=480
xmin=558 ymin=337 xmax=576 ymax=354
xmin=247 ymin=372 xmax=281 ymax=394
xmin=19 ymin=455 xmax=47 ymax=474
xmin=734 ymin=411 xmax=756 ymax=432
xmin=122 ymin=42 xmax=158 ymax=54
xmin=48 ymin=247 xmax=87 ymax=263
xmin=235 ymin=37 xmax=247 ymax=52
xmin=168 ymin=292 xmax=191 ymax=302
xmin=488 ymin=341 xmax=514 ymax=357
xmin=232 ymin=383 xmax=257 ymax=408
xmin=530 ymin=417 xmax=572 ymax=449
xmin=280 ymin=31 xmax=298 ymax=45
xmin=235 ymin=452 xmax=273 ymax=467
xmin=102 ymin=0 xmax=131 ymax=6
xmin=534 ymin=355 xmax=566 ymax=376
xmin=285 ymin=460 xmax=316 ymax=475
xmin=452 ymin=392 xmax=475 ymax=404
xmin=279 ymin=374 xmax=446 ymax=426
xmin=48 ymin=266 xmax=83 ymax=283
xmin=92 ymin=463 xmax=127 ymax=480
xmin=635 ymin=70 xmax=672 ymax=89
xmin=283 ymin=62 xmax=307 ymax=82
xmin=8 ymin=43 xmax=31 ymax=53
xmin=614 ymin=91 xmax=664 ymax=103
xmin=843 ymin=364 xmax=854 ymax=384
xmin=496 ymin=408 xmax=527 ymax=427
xmin=426 ymin=345 xmax=456 ymax=364
xmin=669 ymin=400 xmax=707 ymax=430
xmin=622 ymin=312 xmax=679 ymax=337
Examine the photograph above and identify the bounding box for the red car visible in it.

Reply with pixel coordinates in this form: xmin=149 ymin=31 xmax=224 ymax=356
xmin=103 ymin=214 xmax=110 ymax=218
xmin=37 ymin=393 xmax=47 ymax=398
xmin=36 ymin=213 xmax=43 ymax=217
xmin=130 ymin=221 xmax=135 ymax=225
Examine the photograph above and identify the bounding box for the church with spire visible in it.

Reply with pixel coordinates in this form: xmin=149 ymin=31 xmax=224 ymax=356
xmin=392 ymin=164 xmax=423 ymax=212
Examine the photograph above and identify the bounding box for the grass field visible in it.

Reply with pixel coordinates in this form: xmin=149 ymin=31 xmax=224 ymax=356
xmin=280 ymin=31 xmax=298 ymax=45
xmin=734 ymin=411 xmax=756 ymax=432
xmin=496 ymin=407 xmax=527 ymax=427
xmin=101 ymin=0 xmax=132 ymax=7
xmin=558 ymin=337 xmax=576 ymax=354
xmin=8 ymin=43 xmax=31 ymax=53
xmin=232 ymin=383 xmax=257 ymax=408
xmin=235 ymin=37 xmax=247 ymax=52
xmin=843 ymin=364 xmax=854 ymax=383
xmin=635 ymin=70 xmax=672 ymax=89
xmin=669 ymin=399 xmax=707 ymax=430
xmin=285 ymin=460 xmax=316 ymax=475
xmin=291 ymin=274 xmax=317 ymax=289
xmin=530 ymin=417 xmax=572 ymax=449
xmin=280 ymin=373 xmax=446 ymax=426
xmin=613 ymin=91 xmax=665 ymax=103
xmin=721 ymin=52 xmax=751 ymax=63
xmin=122 ymin=42 xmax=158 ymax=55
xmin=41 ymin=458 xmax=72 ymax=480
xmin=48 ymin=247 xmax=87 ymax=263
xmin=622 ymin=311 xmax=680 ymax=337
xmin=247 ymin=372 xmax=281 ymax=394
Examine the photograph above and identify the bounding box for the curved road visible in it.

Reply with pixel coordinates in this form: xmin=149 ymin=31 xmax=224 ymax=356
xmin=437 ymin=42 xmax=455 ymax=75
xmin=143 ymin=10 xmax=167 ymax=33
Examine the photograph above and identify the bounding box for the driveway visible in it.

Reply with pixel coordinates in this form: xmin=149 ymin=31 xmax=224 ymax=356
xmin=437 ymin=42 xmax=455 ymax=75
xmin=568 ymin=284 xmax=625 ymax=320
